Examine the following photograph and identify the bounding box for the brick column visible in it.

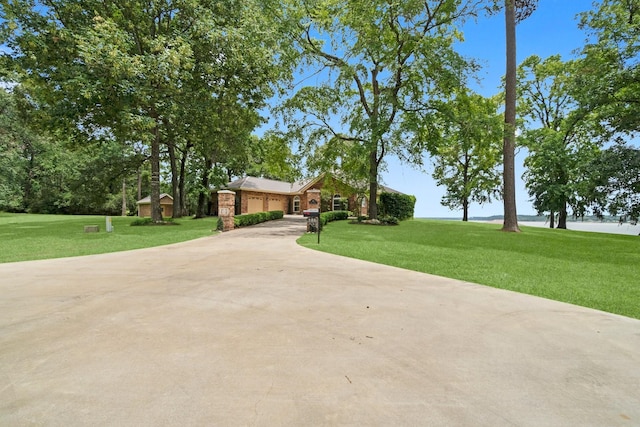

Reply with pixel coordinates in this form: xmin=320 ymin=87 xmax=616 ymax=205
xmin=217 ymin=190 xmax=236 ymax=232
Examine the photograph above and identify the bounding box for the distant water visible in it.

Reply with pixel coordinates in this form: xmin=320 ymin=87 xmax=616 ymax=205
xmin=466 ymin=220 xmax=638 ymax=236
xmin=518 ymin=221 xmax=639 ymax=236
xmin=425 ymin=217 xmax=639 ymax=236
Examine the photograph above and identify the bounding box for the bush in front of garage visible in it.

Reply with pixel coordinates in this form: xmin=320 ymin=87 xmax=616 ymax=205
xmin=233 ymin=210 xmax=284 ymax=228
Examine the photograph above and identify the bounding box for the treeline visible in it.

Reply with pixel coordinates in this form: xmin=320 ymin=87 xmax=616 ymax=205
xmin=0 ymin=0 xmax=638 ymax=225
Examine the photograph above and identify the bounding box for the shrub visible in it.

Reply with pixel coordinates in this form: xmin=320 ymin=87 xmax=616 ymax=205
xmin=379 ymin=215 xmax=400 ymax=225
xmin=130 ymin=218 xmax=177 ymax=226
xmin=312 ymin=210 xmax=350 ymax=231
xmin=233 ymin=210 xmax=284 ymax=228
xmin=379 ymin=192 xmax=416 ymax=221
xmin=130 ymin=218 xmax=154 ymax=226
xmin=216 ymin=217 xmax=224 ymax=231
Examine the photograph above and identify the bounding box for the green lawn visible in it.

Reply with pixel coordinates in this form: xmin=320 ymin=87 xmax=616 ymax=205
xmin=298 ymin=219 xmax=640 ymax=319
xmin=0 ymin=213 xmax=217 ymax=263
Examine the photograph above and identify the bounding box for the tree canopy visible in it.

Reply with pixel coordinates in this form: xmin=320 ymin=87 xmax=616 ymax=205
xmin=1 ymin=0 xmax=296 ymax=219
xmin=279 ymin=0 xmax=480 ymax=219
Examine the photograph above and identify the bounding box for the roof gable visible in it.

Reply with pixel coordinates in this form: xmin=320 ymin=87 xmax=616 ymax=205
xmin=136 ymin=194 xmax=173 ymax=204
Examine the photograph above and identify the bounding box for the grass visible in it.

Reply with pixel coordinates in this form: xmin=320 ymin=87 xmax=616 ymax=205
xmin=0 ymin=212 xmax=217 ymax=263
xmin=297 ymin=219 xmax=640 ymax=319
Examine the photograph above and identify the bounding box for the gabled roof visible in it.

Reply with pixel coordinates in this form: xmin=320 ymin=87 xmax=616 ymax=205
xmin=223 ymin=175 xmax=404 ymax=195
xmin=225 ymin=176 xmax=310 ymax=195
xmin=136 ymin=194 xmax=173 ymax=205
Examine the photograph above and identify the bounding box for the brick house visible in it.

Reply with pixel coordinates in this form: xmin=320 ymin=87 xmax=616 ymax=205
xmin=213 ymin=174 xmax=402 ymax=216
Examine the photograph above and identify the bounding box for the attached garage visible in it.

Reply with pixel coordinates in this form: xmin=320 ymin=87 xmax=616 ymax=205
xmin=247 ymin=196 xmax=263 ymax=214
xmin=268 ymin=197 xmax=285 ymax=212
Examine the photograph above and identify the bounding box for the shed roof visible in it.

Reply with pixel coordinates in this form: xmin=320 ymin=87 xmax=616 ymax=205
xmin=136 ymin=194 xmax=174 ymax=205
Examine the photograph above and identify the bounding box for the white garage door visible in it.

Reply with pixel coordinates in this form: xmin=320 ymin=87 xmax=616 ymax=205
xmin=247 ymin=196 xmax=263 ymax=214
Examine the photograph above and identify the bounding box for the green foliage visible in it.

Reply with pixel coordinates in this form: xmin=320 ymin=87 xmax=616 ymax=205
xmin=517 ymin=55 xmax=603 ymax=226
xmin=577 ymin=0 xmax=640 ymax=135
xmin=216 ymin=217 xmax=224 ymax=232
xmin=241 ymin=133 xmax=302 ymax=182
xmin=585 ymin=142 xmax=640 ymax=222
xmin=298 ymin=219 xmax=640 ymax=319
xmin=428 ymin=91 xmax=503 ymax=220
xmin=1 ymin=0 xmax=298 ymax=220
xmin=319 ymin=210 xmax=349 ymax=227
xmin=279 ymin=0 xmax=477 ymax=218
xmin=130 ymin=218 xmax=155 ymax=226
xmin=233 ymin=210 xmax=284 ymax=228
xmin=379 ymin=216 xmax=400 ymax=225
xmin=378 ymin=193 xmax=416 ymax=221
xmin=130 ymin=217 xmax=176 ymax=226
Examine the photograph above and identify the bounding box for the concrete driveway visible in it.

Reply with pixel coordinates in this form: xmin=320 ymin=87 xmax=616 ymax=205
xmin=1 ymin=216 xmax=639 ymax=426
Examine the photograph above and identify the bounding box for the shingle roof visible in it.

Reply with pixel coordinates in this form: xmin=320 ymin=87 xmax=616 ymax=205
xmin=225 ymin=176 xmax=312 ymax=195
xmin=136 ymin=194 xmax=173 ymax=204
xmin=223 ymin=175 xmax=404 ymax=195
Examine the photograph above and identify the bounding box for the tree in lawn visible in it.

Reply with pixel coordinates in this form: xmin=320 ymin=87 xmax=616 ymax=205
xmin=501 ymin=0 xmax=538 ymax=232
xmin=518 ymin=55 xmax=604 ymax=229
xmin=585 ymin=142 xmax=640 ymax=224
xmin=281 ymin=0 xmax=479 ymax=219
xmin=429 ymin=91 xmax=503 ymax=221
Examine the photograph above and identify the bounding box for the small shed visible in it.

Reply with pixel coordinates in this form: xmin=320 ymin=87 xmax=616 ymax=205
xmin=136 ymin=194 xmax=174 ymax=217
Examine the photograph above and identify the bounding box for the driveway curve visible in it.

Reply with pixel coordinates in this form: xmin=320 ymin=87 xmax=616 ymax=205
xmin=1 ymin=216 xmax=639 ymax=426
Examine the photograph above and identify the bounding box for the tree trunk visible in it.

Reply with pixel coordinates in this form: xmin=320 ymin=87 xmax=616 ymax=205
xmin=178 ymin=143 xmax=191 ymax=216
xmin=501 ymin=0 xmax=521 ymax=232
xmin=549 ymin=210 xmax=555 ymax=228
xmin=462 ymin=197 xmax=469 ymax=222
xmin=463 ymin=154 xmax=469 ymax=222
xmin=121 ymin=179 xmax=127 ymax=216
xmin=150 ymin=121 xmax=163 ymax=223
xmin=368 ymin=150 xmax=378 ymax=220
xmin=137 ymin=167 xmax=142 ymax=201
xmin=195 ymin=157 xmax=213 ymax=218
xmin=557 ymin=202 xmax=568 ymax=229
xmin=167 ymin=143 xmax=182 ymax=218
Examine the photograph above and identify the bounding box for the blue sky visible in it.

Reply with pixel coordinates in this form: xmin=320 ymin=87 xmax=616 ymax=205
xmin=379 ymin=0 xmax=596 ymax=218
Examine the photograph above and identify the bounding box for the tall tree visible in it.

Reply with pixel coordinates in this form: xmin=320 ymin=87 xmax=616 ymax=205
xmin=518 ymin=55 xmax=603 ymax=229
xmin=281 ymin=0 xmax=480 ymax=219
xmin=501 ymin=0 xmax=538 ymax=232
xmin=430 ymin=91 xmax=503 ymax=221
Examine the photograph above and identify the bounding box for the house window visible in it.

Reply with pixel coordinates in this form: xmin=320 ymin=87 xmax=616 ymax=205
xmin=293 ymin=196 xmax=300 ymax=213
xmin=333 ymin=194 xmax=341 ymax=211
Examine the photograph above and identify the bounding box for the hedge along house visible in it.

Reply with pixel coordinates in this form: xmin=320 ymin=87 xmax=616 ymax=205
xmin=212 ymin=174 xmax=402 ymax=216
xmin=136 ymin=194 xmax=174 ymax=217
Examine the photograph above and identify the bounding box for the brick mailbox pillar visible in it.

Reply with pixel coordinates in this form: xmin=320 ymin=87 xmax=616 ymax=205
xmin=217 ymin=190 xmax=236 ymax=232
